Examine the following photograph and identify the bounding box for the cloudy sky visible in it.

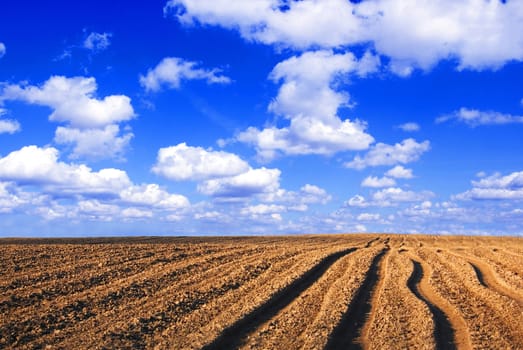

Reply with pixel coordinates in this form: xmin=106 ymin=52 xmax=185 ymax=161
xmin=1 ymin=0 xmax=523 ymax=236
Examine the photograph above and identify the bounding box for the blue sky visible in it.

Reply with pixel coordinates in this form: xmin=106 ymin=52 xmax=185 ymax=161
xmin=1 ymin=0 xmax=523 ymax=236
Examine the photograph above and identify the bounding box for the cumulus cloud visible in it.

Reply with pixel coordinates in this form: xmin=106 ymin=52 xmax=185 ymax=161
xmin=0 ymin=119 xmax=20 ymax=134
xmin=77 ymin=200 xmax=120 ymax=221
xmin=401 ymin=201 xmax=433 ymax=217
xmin=152 ymin=143 xmax=250 ymax=181
xmin=0 ymin=146 xmax=131 ymax=195
xmin=240 ymin=206 xmax=284 ymax=222
xmin=345 ymin=194 xmax=370 ymax=208
xmin=372 ymin=187 xmax=434 ymax=204
xmin=54 ymin=125 xmax=133 ymax=160
xmin=299 ymin=184 xmax=332 ymax=204
xmin=197 ymin=167 xmax=280 ymax=198
xmin=194 ymin=211 xmax=221 ymax=220
xmin=0 ymin=182 xmax=45 ymax=214
xmin=456 ymin=171 xmax=523 ymax=200
xmin=260 ymin=184 xmax=332 ymax=208
xmin=165 ymin=0 xmax=363 ymax=49
xmin=83 ymin=32 xmax=112 ymax=51
xmin=0 ymin=146 xmax=190 ymax=220
xmin=140 ymin=57 xmax=231 ymax=92
xmin=0 ymin=42 xmax=5 ymax=58
xmin=236 ymin=50 xmax=376 ymax=160
xmin=166 ymin=0 xmax=523 ymax=72
xmin=119 ymin=184 xmax=189 ymax=210
xmin=437 ymin=108 xmax=523 ymax=126
xmin=361 ymin=176 xmax=396 ymax=188
xmin=121 ymin=207 xmax=154 ymax=219
xmin=397 ymin=122 xmax=420 ymax=132
xmin=1 ymin=76 xmax=134 ymax=128
xmin=386 ymin=165 xmax=414 ymax=179
xmin=241 ymin=204 xmax=286 ymax=216
xmin=346 ymin=187 xmax=433 ymax=207
xmin=357 ymin=213 xmax=381 ymax=221
xmin=345 ymin=138 xmax=430 ymax=169
xmin=0 ymin=76 xmax=135 ymax=159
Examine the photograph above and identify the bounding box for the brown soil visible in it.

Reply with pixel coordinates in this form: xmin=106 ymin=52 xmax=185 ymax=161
xmin=1 ymin=234 xmax=522 ymax=349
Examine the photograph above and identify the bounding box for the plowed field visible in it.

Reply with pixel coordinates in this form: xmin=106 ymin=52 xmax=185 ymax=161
xmin=1 ymin=234 xmax=522 ymax=349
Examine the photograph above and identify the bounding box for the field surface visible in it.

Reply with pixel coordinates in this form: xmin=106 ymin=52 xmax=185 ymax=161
xmin=1 ymin=234 xmax=523 ymax=349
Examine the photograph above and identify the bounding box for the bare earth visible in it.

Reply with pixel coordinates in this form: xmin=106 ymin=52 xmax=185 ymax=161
xmin=1 ymin=234 xmax=522 ymax=349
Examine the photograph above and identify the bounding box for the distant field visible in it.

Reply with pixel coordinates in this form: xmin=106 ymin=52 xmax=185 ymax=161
xmin=1 ymin=234 xmax=523 ymax=349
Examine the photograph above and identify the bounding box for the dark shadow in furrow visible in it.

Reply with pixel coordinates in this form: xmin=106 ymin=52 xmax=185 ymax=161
xmin=324 ymin=248 xmax=388 ymax=350
xmin=364 ymin=237 xmax=380 ymax=248
xmin=469 ymin=263 xmax=487 ymax=287
xmin=202 ymin=247 xmax=357 ymax=350
xmin=407 ymin=260 xmax=456 ymax=350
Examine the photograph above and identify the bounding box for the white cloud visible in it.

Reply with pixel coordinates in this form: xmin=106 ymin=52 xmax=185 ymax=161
xmin=476 ymin=171 xmax=487 ymax=178
xmin=197 ymin=167 xmax=280 ymax=198
xmin=372 ymin=187 xmax=434 ymax=203
xmin=261 ymin=183 xmax=332 ymax=206
xmin=0 ymin=42 xmax=5 ymax=58
xmin=361 ymin=176 xmax=396 ymax=188
xmin=0 ymin=182 xmax=45 ymax=214
xmin=236 ymin=50 xmax=375 ymax=160
xmin=0 ymin=76 xmax=136 ymax=160
xmin=194 ymin=211 xmax=222 ymax=221
xmin=140 ymin=57 xmax=231 ymax=92
xmin=437 ymin=108 xmax=523 ymax=126
xmin=83 ymin=32 xmax=112 ymax=51
xmin=346 ymin=138 xmax=430 ymax=169
xmin=355 ymin=224 xmax=367 ymax=232
xmin=241 ymin=204 xmax=286 ymax=216
xmin=77 ymin=200 xmax=120 ymax=221
xmin=121 ymin=207 xmax=153 ymax=219
xmin=0 ymin=146 xmax=190 ymax=220
xmin=166 ymin=0 xmax=523 ymax=72
xmin=165 ymin=0 xmax=363 ymax=49
xmin=54 ymin=125 xmax=133 ymax=160
xmin=401 ymin=201 xmax=434 ymax=218
xmin=0 ymin=119 xmax=20 ymax=134
xmin=456 ymin=171 xmax=523 ymax=200
xmin=119 ymin=184 xmax=189 ymax=210
xmin=357 ymin=213 xmax=381 ymax=221
xmin=473 ymin=171 xmax=523 ymax=189
xmin=0 ymin=146 xmax=131 ymax=195
xmin=345 ymin=194 xmax=370 ymax=208
xmin=346 ymin=187 xmax=433 ymax=208
xmin=397 ymin=122 xmax=420 ymax=132
xmin=152 ymin=143 xmax=250 ymax=181
xmin=1 ymin=76 xmax=135 ymax=128
xmin=386 ymin=165 xmax=414 ymax=179
xmin=299 ymin=184 xmax=332 ymax=204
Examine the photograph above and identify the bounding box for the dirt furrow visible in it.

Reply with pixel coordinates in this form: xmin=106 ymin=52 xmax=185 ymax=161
xmin=201 ymin=247 xmax=357 ymax=350
xmin=59 ymin=242 xmax=349 ymax=349
xmin=54 ymin=241 xmax=358 ymax=349
xmin=155 ymin=243 xmax=361 ymax=349
xmin=1 ymin=246 xmax=290 ymax=349
xmin=358 ymin=250 xmax=436 ymax=350
xmin=30 ymin=246 xmax=300 ymax=349
xmin=407 ymin=259 xmax=457 ymax=350
xmin=324 ymin=247 xmax=389 ymax=350
xmin=448 ymin=250 xmax=523 ymax=305
xmin=299 ymin=247 xmax=386 ymax=349
xmin=237 ymin=247 xmax=386 ymax=349
xmin=2 ymin=235 xmax=523 ymax=349
xmin=1 ymin=245 xmax=265 ymax=321
xmin=418 ymin=248 xmax=523 ymax=349
xmin=464 ymin=247 xmax=523 ymax=291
